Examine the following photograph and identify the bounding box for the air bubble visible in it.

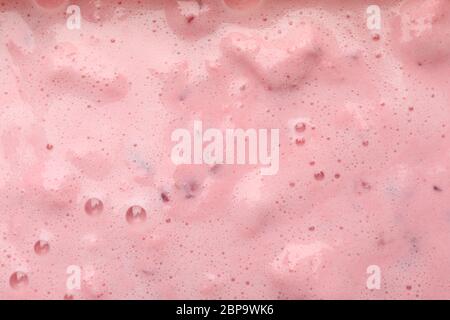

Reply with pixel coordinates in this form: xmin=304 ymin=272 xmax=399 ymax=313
xmin=34 ymin=240 xmax=50 ymax=255
xmin=84 ymin=198 xmax=104 ymax=216
xmin=9 ymin=271 xmax=29 ymax=289
xmin=295 ymin=122 xmax=306 ymax=133
xmin=126 ymin=205 xmax=147 ymax=224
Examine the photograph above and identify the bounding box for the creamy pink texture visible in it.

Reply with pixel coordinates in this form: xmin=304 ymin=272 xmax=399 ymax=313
xmin=1 ymin=0 xmax=450 ymax=299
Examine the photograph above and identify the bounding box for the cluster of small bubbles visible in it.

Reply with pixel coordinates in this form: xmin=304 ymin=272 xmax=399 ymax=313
xmin=372 ymin=34 xmax=380 ymax=41
xmin=314 ymin=171 xmax=325 ymax=181
xmin=126 ymin=205 xmax=147 ymax=224
xmin=294 ymin=122 xmax=308 ymax=147
xmin=84 ymin=198 xmax=104 ymax=216
xmin=295 ymin=137 xmax=306 ymax=145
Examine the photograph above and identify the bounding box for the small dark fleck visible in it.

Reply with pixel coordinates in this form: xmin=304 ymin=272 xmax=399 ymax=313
xmin=186 ymin=15 xmax=195 ymax=23
xmin=433 ymin=185 xmax=442 ymax=192
xmin=161 ymin=192 xmax=170 ymax=202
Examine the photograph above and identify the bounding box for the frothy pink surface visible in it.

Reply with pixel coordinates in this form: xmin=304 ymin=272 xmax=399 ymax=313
xmin=1 ymin=0 xmax=450 ymax=299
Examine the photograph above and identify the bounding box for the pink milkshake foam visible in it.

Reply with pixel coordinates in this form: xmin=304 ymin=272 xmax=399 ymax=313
xmin=0 ymin=0 xmax=449 ymax=299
